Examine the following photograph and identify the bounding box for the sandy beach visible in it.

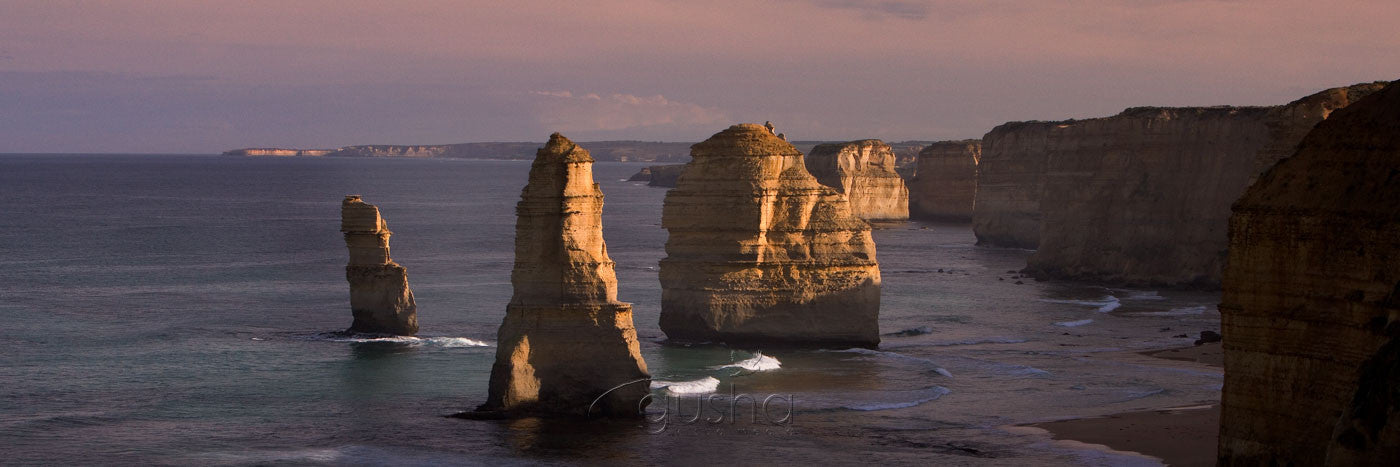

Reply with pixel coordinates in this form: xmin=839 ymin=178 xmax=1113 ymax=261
xmin=1028 ymin=342 xmax=1223 ymax=466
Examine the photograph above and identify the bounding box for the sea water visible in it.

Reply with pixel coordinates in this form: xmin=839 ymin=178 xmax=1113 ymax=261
xmin=0 ymin=154 xmax=1222 ymax=465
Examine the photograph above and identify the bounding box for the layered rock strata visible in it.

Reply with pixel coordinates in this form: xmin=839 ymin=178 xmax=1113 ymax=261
xmin=908 ymin=140 xmax=981 ymax=221
xmin=479 ymin=134 xmax=650 ymax=417
xmin=341 ymin=196 xmax=418 ymax=335
xmin=1022 ymin=82 xmax=1386 ymax=286
xmin=804 ymin=140 xmax=909 ymax=221
xmin=1219 ymin=81 xmax=1400 ymax=465
xmin=972 ymin=121 xmax=1057 ymax=248
xmin=659 ymin=124 xmax=882 ymax=347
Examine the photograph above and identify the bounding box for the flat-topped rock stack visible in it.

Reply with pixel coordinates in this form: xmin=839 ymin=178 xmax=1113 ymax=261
xmin=1219 ymin=82 xmax=1400 ymax=465
xmin=805 ymin=139 xmax=909 ymax=221
xmin=908 ymin=140 xmax=981 ymax=221
xmin=341 ymin=196 xmax=418 ymax=335
xmin=478 ymin=133 xmax=650 ymax=418
xmin=972 ymin=121 xmax=1057 ymax=248
xmin=659 ymin=124 xmax=882 ymax=348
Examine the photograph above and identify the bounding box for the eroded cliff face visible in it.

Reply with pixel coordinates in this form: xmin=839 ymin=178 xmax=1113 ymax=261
xmin=1219 ymin=82 xmax=1400 ymax=466
xmin=805 ymin=140 xmax=910 ymax=221
xmin=341 ymin=196 xmax=418 ymax=335
xmin=972 ymin=121 xmax=1057 ymax=248
xmin=1022 ymin=82 xmax=1386 ymax=287
xmin=659 ymin=124 xmax=882 ymax=347
xmin=908 ymin=140 xmax=981 ymax=221
xmin=480 ymin=134 xmax=650 ymax=417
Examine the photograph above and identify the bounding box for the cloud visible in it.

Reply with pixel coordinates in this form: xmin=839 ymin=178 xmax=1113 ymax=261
xmin=526 ymin=91 xmax=728 ymax=135
xmin=792 ymin=0 xmax=937 ymax=20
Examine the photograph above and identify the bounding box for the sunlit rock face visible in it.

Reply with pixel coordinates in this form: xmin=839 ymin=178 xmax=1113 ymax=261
xmin=659 ymin=124 xmax=882 ymax=348
xmin=805 ymin=139 xmax=909 ymax=221
xmin=1219 ymin=81 xmax=1400 ymax=466
xmin=908 ymin=140 xmax=981 ymax=221
xmin=1023 ymin=82 xmax=1386 ymax=287
xmin=480 ymin=134 xmax=650 ymax=417
xmin=341 ymin=195 xmax=418 ymax=336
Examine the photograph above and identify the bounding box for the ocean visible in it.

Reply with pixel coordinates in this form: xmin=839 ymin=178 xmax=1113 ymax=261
xmin=0 ymin=154 xmax=1222 ymax=465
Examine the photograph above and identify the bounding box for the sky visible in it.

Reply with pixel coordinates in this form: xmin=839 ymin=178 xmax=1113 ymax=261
xmin=1 ymin=0 xmax=1397 ymax=153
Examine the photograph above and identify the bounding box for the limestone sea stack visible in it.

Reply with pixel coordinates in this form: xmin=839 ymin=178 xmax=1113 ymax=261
xmin=1022 ymin=82 xmax=1385 ymax=287
xmin=659 ymin=124 xmax=882 ymax=347
xmin=804 ymin=140 xmax=910 ymax=221
xmin=1219 ymin=82 xmax=1400 ymax=465
xmin=908 ymin=140 xmax=981 ymax=221
xmin=479 ymin=134 xmax=650 ymax=417
xmin=341 ymin=196 xmax=418 ymax=335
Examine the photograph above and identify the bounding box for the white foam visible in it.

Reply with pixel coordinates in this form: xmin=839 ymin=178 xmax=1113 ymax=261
xmin=1042 ymin=295 xmax=1120 ymax=313
xmin=1054 ymin=319 xmax=1094 ymax=327
xmin=715 ymin=351 xmax=782 ymax=372
xmin=316 ymin=335 xmax=491 ymax=348
xmin=650 ymin=376 xmax=721 ymax=395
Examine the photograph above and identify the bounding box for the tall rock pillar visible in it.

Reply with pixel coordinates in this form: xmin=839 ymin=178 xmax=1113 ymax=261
xmin=479 ymin=133 xmax=650 ymax=417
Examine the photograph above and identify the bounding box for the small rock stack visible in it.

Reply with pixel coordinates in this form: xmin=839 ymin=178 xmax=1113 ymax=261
xmin=341 ymin=195 xmax=418 ymax=336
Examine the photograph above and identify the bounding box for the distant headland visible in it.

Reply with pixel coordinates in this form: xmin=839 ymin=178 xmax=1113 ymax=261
xmin=223 ymin=140 xmax=934 ymax=163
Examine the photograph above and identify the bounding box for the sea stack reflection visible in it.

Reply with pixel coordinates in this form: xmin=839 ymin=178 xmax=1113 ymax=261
xmin=478 ymin=133 xmax=650 ymax=417
xmin=341 ymin=195 xmax=419 ymax=336
xmin=659 ymin=124 xmax=882 ymax=347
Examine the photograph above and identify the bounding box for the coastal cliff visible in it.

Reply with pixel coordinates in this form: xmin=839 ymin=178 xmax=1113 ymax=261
xmin=1219 ymin=81 xmax=1400 ymax=465
xmin=805 ymin=140 xmax=910 ymax=221
xmin=972 ymin=121 xmax=1057 ymax=248
xmin=479 ymin=134 xmax=650 ymax=417
xmin=223 ymin=148 xmax=333 ymax=156
xmin=908 ymin=140 xmax=980 ymax=221
xmin=341 ymin=196 xmax=418 ymax=335
xmin=1023 ymin=82 xmax=1386 ymax=287
xmin=226 ymin=141 xmax=692 ymax=162
xmin=658 ymin=124 xmax=882 ymax=347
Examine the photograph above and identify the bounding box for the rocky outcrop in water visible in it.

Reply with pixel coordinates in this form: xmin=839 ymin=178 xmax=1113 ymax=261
xmin=341 ymin=196 xmax=418 ymax=335
xmin=908 ymin=140 xmax=980 ymax=221
xmin=805 ymin=140 xmax=909 ymax=221
xmin=1022 ymin=82 xmax=1386 ymax=287
xmin=478 ymin=133 xmax=650 ymax=417
xmin=1219 ymin=81 xmax=1400 ymax=465
xmin=659 ymin=124 xmax=882 ymax=347
xmin=627 ymin=164 xmax=686 ymax=187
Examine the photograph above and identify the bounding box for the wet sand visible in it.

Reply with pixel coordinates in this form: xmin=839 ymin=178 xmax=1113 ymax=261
xmin=1031 ymin=404 xmax=1219 ymax=466
xmin=1028 ymin=343 xmax=1223 ymax=466
xmin=1142 ymin=342 xmax=1223 ymax=367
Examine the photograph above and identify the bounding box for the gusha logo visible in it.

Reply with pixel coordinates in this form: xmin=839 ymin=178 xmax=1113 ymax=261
xmin=589 ymin=352 xmax=795 ymax=434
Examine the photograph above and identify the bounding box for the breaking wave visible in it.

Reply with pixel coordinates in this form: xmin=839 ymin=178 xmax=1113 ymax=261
xmin=310 ymin=334 xmax=491 ymax=348
xmin=1054 ymin=319 xmax=1094 ymax=327
xmin=715 ymin=351 xmax=782 ymax=372
xmin=1042 ymin=296 xmax=1121 ymax=313
xmin=650 ymin=377 xmax=721 ymax=395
